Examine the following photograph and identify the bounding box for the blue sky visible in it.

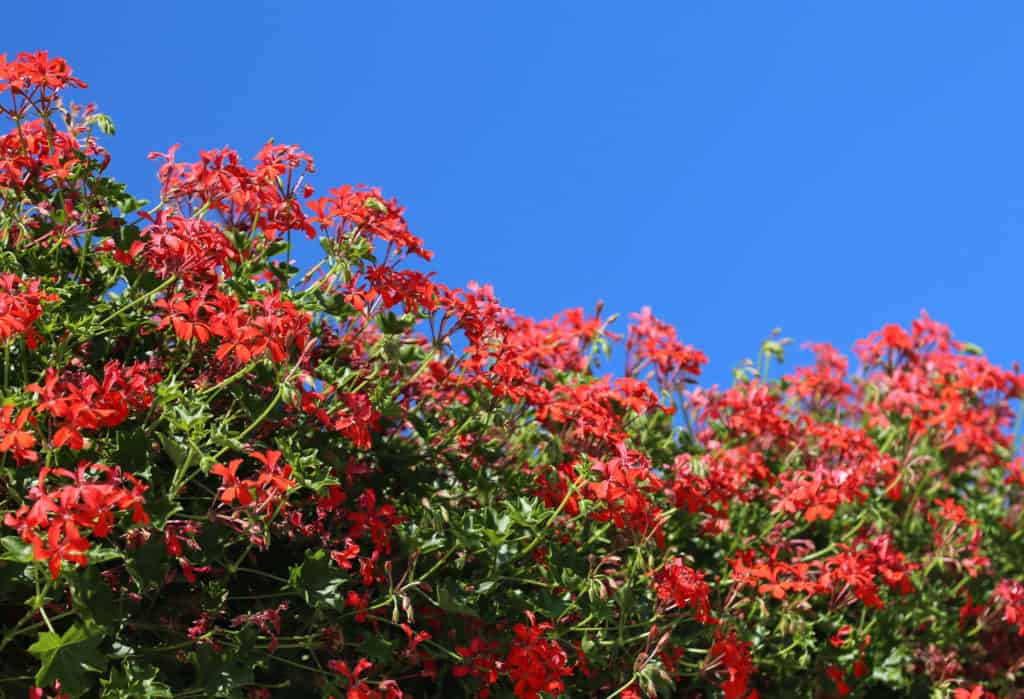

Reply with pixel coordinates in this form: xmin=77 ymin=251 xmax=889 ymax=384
xmin=5 ymin=2 xmax=1023 ymax=386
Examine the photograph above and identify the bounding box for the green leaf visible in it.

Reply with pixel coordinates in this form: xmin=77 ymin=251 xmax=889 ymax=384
xmin=871 ymin=646 xmax=911 ymax=689
xmin=289 ymin=549 xmax=345 ymax=609
xmin=192 ymin=643 xmax=256 ymax=698
xmin=156 ymin=431 xmax=190 ymax=472
xmin=1 ymin=535 xmax=34 ymax=563
xmin=110 ymin=428 xmax=151 ymax=474
xmin=90 ymin=113 xmax=116 ymax=136
xmin=360 ymin=633 xmax=397 ymax=663
xmin=100 ymin=663 xmax=173 ymax=698
xmin=364 ymin=196 xmax=387 ymax=213
xmin=71 ymin=567 xmax=116 ymax=627
xmin=125 ymin=531 xmax=168 ymax=591
xmin=138 ymin=494 xmax=180 ymax=529
xmin=379 ymin=311 xmax=415 ymax=335
xmin=437 ymin=580 xmax=477 ymax=617
xmin=84 ymin=546 xmax=123 ymax=565
xmin=28 ymin=624 xmax=107 ymax=697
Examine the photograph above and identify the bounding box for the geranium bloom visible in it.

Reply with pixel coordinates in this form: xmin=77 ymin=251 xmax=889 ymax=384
xmin=653 ymin=558 xmax=714 ymax=623
xmin=504 ymin=614 xmax=574 ymax=699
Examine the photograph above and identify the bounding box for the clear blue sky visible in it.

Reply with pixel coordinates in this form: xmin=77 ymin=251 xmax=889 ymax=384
xmin=5 ymin=2 xmax=1023 ymax=386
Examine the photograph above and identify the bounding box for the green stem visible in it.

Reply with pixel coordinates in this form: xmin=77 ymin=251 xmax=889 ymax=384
xmin=606 ymin=674 xmax=639 ymax=699
xmin=94 ymin=275 xmax=176 ymax=335
xmin=408 ymin=547 xmax=456 ymax=586
xmin=257 ymin=651 xmax=330 ymax=676
xmin=198 ymin=359 xmax=260 ymax=398
xmin=517 ymin=473 xmax=586 ymax=561
xmin=236 ymin=567 xmax=290 ymax=585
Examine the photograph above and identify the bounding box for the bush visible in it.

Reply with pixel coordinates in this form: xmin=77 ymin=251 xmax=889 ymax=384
xmin=1 ymin=50 xmax=1023 ymax=699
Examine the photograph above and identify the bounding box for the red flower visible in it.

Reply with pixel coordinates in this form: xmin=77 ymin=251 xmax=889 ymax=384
xmin=211 ymin=459 xmax=253 ymax=506
xmin=707 ymin=631 xmax=755 ymax=699
xmin=454 ymin=636 xmax=500 ymax=696
xmin=652 ymin=558 xmax=714 ymax=624
xmin=309 ymin=185 xmax=432 ymax=260
xmin=3 ymin=462 xmax=148 ymax=578
xmin=0 ymin=274 xmax=56 ymax=348
xmin=826 ymin=665 xmax=850 ymax=696
xmin=626 ymin=306 xmax=707 ymax=388
xmin=27 ymin=362 xmax=159 ymax=450
xmin=155 ymin=292 xmax=215 ymax=343
xmin=504 ymin=613 xmax=574 ymax=699
xmin=0 ymin=405 xmax=37 ymax=464
xmin=0 ymin=51 xmax=86 ymax=94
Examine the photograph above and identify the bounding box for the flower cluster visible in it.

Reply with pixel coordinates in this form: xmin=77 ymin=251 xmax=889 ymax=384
xmin=2 ymin=51 xmax=1024 ymax=699
xmin=4 ymin=462 xmax=148 ymax=578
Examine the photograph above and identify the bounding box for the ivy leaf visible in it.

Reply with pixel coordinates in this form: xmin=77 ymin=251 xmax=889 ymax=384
xmin=871 ymin=646 xmax=911 ymax=689
xmin=1 ymin=535 xmax=34 ymax=563
xmin=192 ymin=634 xmax=257 ymax=697
xmin=110 ymin=428 xmax=152 ymax=476
xmin=100 ymin=662 xmax=174 ymax=698
xmin=71 ymin=567 xmax=116 ymax=627
xmin=28 ymin=624 xmax=107 ymax=697
xmin=289 ymin=549 xmax=345 ymax=610
xmin=85 ymin=546 xmax=123 ymax=565
xmin=437 ymin=580 xmax=478 ymax=617
xmin=90 ymin=113 xmax=116 ymax=135
xmin=360 ymin=633 xmax=397 ymax=663
xmin=125 ymin=531 xmax=168 ymax=591
xmin=156 ymin=431 xmax=190 ymax=472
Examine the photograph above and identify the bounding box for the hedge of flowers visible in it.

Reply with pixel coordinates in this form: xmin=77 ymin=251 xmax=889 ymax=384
xmin=1 ymin=50 xmax=1023 ymax=698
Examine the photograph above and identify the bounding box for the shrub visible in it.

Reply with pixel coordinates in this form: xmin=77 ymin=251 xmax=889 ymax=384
xmin=1 ymin=50 xmax=1023 ymax=699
